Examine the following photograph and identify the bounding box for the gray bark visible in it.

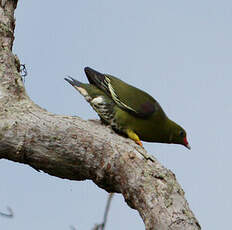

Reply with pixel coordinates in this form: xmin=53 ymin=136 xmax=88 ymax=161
xmin=0 ymin=1 xmax=201 ymax=229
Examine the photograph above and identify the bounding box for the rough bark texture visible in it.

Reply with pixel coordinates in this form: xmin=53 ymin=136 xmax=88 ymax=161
xmin=0 ymin=1 xmax=201 ymax=229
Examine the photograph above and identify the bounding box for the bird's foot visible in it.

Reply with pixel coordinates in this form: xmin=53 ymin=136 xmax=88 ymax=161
xmin=136 ymin=140 xmax=143 ymax=147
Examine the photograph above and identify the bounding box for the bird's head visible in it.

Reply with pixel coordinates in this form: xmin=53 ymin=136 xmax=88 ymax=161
xmin=169 ymin=122 xmax=191 ymax=150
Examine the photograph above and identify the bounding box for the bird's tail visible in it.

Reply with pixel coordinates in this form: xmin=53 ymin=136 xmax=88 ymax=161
xmin=64 ymin=76 xmax=82 ymax=87
xmin=64 ymin=76 xmax=91 ymax=101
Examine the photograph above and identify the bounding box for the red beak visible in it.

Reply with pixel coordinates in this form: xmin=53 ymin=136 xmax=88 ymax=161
xmin=183 ymin=137 xmax=191 ymax=150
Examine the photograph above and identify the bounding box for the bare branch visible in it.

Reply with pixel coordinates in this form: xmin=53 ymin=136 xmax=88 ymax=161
xmin=0 ymin=206 xmax=14 ymax=218
xmin=101 ymin=193 xmax=113 ymax=230
xmin=93 ymin=193 xmax=114 ymax=230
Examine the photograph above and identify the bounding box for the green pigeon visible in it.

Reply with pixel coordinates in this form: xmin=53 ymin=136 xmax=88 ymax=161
xmin=65 ymin=67 xmax=190 ymax=149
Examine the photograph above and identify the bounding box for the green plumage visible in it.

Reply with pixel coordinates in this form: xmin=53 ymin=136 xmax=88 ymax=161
xmin=65 ymin=67 xmax=190 ymax=149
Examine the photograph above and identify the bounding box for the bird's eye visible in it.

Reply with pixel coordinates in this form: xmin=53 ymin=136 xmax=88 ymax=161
xmin=179 ymin=130 xmax=185 ymax=137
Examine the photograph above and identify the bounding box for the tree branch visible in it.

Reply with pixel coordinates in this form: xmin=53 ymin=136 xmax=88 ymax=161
xmin=0 ymin=1 xmax=200 ymax=229
xmin=0 ymin=206 xmax=13 ymax=218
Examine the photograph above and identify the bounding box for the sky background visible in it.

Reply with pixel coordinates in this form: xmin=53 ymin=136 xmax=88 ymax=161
xmin=1 ymin=0 xmax=232 ymax=229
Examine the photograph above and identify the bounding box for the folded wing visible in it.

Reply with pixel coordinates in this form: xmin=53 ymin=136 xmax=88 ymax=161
xmin=84 ymin=67 xmax=163 ymax=118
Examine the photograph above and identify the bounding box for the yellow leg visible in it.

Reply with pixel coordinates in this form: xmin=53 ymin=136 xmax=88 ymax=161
xmin=126 ymin=129 xmax=143 ymax=147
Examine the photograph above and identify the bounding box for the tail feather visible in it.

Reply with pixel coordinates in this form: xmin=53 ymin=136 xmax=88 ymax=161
xmin=64 ymin=76 xmax=91 ymax=101
xmin=64 ymin=76 xmax=82 ymax=87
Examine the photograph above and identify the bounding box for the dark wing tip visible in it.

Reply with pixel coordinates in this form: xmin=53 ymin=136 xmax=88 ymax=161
xmin=84 ymin=67 xmax=105 ymax=85
xmin=84 ymin=67 xmax=97 ymax=79
xmin=84 ymin=67 xmax=96 ymax=85
xmin=64 ymin=76 xmax=82 ymax=87
xmin=84 ymin=66 xmax=92 ymax=74
xmin=84 ymin=66 xmax=102 ymax=76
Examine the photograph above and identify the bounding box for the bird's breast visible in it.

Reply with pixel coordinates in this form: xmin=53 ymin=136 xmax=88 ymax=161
xmin=114 ymin=109 xmax=169 ymax=142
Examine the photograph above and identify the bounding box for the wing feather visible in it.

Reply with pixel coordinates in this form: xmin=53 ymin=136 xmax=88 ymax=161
xmin=84 ymin=67 xmax=162 ymax=118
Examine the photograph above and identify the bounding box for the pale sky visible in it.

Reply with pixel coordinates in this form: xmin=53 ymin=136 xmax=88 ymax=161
xmin=1 ymin=1 xmax=232 ymax=229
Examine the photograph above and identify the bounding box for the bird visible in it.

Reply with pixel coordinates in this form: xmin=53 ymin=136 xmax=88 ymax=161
xmin=65 ymin=67 xmax=190 ymax=149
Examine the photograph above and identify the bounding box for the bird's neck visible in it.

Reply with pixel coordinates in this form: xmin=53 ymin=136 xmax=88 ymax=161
xmin=163 ymin=118 xmax=178 ymax=143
